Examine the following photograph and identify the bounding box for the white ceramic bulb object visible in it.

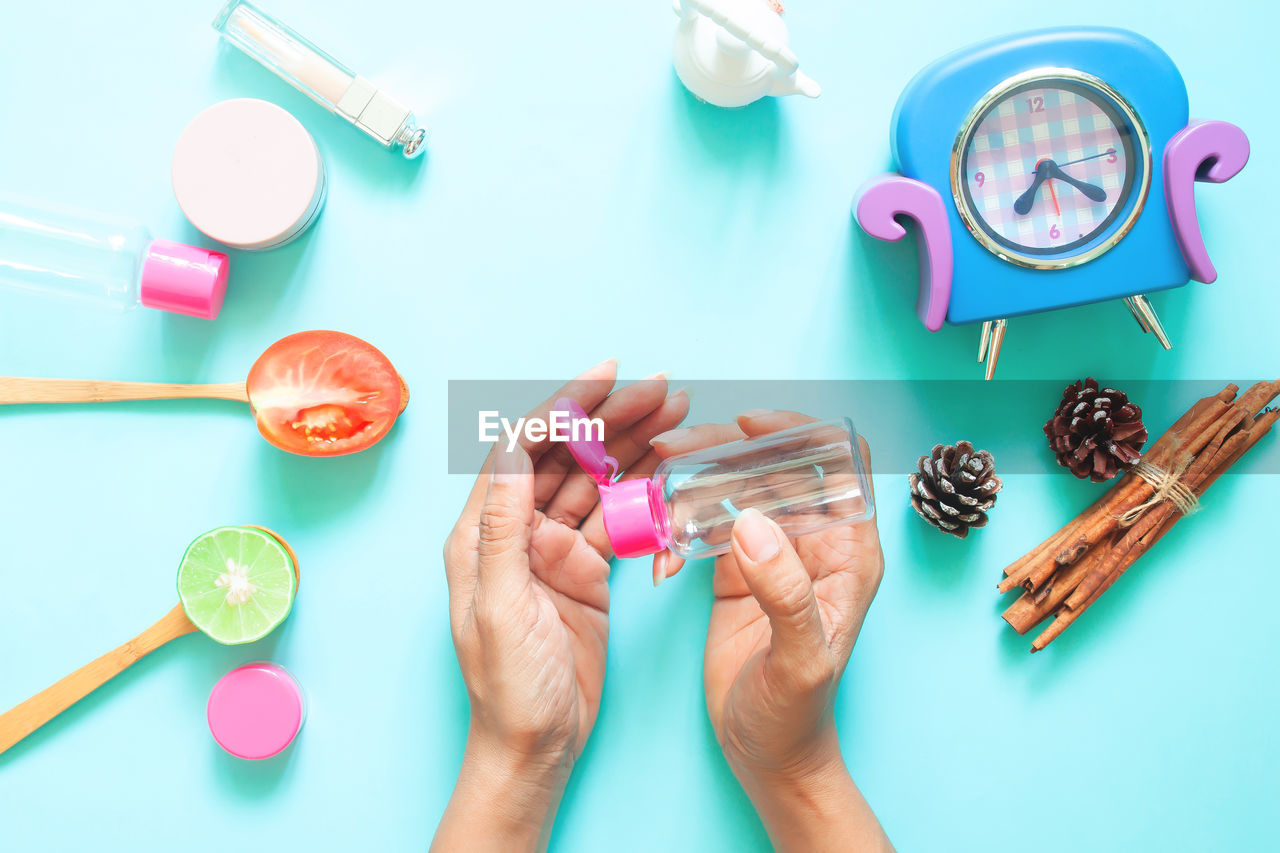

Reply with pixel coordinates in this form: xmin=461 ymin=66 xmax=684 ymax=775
xmin=672 ymin=0 xmax=820 ymax=108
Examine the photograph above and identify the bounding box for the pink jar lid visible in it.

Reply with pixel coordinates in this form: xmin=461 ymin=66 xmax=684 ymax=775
xmin=172 ymin=98 xmax=325 ymax=251
xmin=207 ymin=662 xmax=305 ymax=760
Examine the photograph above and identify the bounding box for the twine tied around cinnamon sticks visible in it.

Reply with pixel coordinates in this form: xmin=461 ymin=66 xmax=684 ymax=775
xmin=998 ymin=379 xmax=1280 ymax=653
xmin=1114 ymin=454 xmax=1201 ymax=527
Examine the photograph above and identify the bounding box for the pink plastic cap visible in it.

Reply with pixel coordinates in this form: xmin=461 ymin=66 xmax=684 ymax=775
xmin=554 ymin=396 xmax=668 ymax=558
xmin=207 ymin=662 xmax=304 ymax=760
xmin=601 ymin=478 xmax=667 ymax=558
xmin=556 ymin=397 xmax=616 ymax=481
xmin=139 ymin=239 xmax=229 ymax=319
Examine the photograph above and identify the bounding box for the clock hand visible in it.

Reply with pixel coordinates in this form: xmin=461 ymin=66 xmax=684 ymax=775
xmin=1014 ymin=155 xmax=1111 ymax=216
xmin=1013 ymin=160 xmax=1053 ymax=215
xmin=1044 ymin=161 xmax=1107 ymax=202
xmin=1057 ymin=148 xmax=1115 ymax=169
xmin=1031 ymin=158 xmax=1062 ymax=216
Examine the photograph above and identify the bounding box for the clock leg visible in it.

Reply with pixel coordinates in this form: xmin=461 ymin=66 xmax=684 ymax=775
xmin=1129 ymin=295 xmax=1172 ymax=350
xmin=1124 ymin=297 xmax=1153 ymax=334
xmin=978 ymin=320 xmax=993 ymax=363
xmin=984 ymin=319 xmax=1008 ymax=381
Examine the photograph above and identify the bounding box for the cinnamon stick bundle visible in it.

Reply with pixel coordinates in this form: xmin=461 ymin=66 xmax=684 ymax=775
xmin=998 ymin=379 xmax=1280 ymax=652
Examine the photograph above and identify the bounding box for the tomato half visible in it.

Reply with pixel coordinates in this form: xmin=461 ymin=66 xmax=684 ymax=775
xmin=246 ymin=330 xmax=405 ymax=457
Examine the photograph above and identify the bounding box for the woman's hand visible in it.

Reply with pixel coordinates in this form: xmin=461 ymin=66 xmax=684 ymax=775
xmin=433 ymin=360 xmax=689 ymax=852
xmin=651 ymin=411 xmax=893 ymax=852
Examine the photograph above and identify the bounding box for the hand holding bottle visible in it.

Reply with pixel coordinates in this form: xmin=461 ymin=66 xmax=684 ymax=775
xmin=433 ymin=361 xmax=689 ymax=851
xmin=651 ymin=411 xmax=894 ymax=852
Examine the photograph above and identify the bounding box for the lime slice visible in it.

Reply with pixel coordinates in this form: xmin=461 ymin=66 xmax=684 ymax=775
xmin=243 ymin=524 xmax=300 ymax=588
xmin=177 ymin=526 xmax=297 ymax=645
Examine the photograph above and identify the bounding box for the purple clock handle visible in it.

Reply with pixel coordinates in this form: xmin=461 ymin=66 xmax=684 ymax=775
xmin=853 ymin=175 xmax=952 ymax=332
xmin=1164 ymin=120 xmax=1250 ymax=283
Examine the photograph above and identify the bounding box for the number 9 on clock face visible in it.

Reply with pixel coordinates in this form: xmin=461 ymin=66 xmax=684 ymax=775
xmin=952 ymin=68 xmax=1152 ymax=269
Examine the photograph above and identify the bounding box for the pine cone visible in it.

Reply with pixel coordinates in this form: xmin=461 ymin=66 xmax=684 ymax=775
xmin=909 ymin=441 xmax=1003 ymax=538
xmin=1044 ymin=378 xmax=1148 ymax=482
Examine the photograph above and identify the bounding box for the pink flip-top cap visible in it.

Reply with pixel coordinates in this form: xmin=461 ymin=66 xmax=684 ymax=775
xmin=555 ymin=397 xmax=668 ymax=558
xmin=139 ymin=239 xmax=229 ymax=320
xmin=600 ymin=477 xmax=667 ymax=558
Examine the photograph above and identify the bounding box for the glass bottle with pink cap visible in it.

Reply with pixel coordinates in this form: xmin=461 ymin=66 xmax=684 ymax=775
xmin=0 ymin=194 xmax=229 ymax=319
xmin=557 ymin=399 xmax=875 ymax=560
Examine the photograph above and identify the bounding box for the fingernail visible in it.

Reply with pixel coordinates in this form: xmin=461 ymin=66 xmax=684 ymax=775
xmin=493 ymin=444 xmax=529 ymax=483
xmin=739 ymin=408 xmax=772 ymax=419
xmin=580 ymin=358 xmax=619 ymax=378
xmin=653 ymin=553 xmax=668 ymax=588
xmin=643 ymin=370 xmax=671 ymax=382
xmin=734 ymin=508 xmax=780 ymax=562
xmin=650 ymin=427 xmax=691 ymax=446
xmin=670 ymin=386 xmax=692 ymax=401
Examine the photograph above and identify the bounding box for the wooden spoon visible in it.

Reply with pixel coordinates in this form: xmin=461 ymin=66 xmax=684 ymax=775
xmin=0 ymin=526 xmax=300 ymax=756
xmin=0 ymin=377 xmax=251 ymax=405
xmin=0 ymin=603 xmax=199 ymax=755
xmin=0 ymin=330 xmax=409 ymax=456
xmin=0 ymin=375 xmax=410 ymax=412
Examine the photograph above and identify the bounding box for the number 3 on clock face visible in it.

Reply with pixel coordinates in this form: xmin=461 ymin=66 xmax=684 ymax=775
xmin=951 ymin=67 xmax=1152 ymax=269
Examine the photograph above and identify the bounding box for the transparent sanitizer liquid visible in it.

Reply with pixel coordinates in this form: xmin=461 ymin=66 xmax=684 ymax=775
xmin=558 ymin=400 xmax=875 ymax=561
xmin=654 ymin=419 xmax=872 ymax=559
xmin=0 ymin=194 xmax=229 ymax=319
xmin=0 ymin=197 xmax=151 ymax=307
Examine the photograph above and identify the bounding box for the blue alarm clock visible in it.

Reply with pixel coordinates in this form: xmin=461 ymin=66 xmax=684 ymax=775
xmin=853 ymin=27 xmax=1250 ymax=378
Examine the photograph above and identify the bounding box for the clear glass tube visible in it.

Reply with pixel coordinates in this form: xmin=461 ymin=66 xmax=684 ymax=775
xmin=212 ymin=0 xmax=427 ymax=159
xmin=653 ymin=418 xmax=874 ymax=558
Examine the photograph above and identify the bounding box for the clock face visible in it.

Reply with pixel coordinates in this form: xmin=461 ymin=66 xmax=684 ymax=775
xmin=952 ymin=70 xmax=1151 ymax=269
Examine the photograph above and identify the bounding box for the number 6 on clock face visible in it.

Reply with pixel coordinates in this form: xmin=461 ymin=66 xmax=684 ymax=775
xmin=951 ymin=67 xmax=1152 ymax=269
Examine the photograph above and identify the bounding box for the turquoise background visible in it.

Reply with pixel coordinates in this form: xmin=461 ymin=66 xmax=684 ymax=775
xmin=1 ymin=1 xmax=1276 ymax=850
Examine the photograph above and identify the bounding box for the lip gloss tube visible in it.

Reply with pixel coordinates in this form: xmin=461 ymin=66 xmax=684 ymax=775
xmin=212 ymin=0 xmax=427 ymax=159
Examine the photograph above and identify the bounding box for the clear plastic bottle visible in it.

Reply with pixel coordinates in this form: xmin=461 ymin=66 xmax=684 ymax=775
xmin=0 ymin=194 xmax=230 ymax=319
xmin=558 ymin=399 xmax=875 ymax=559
